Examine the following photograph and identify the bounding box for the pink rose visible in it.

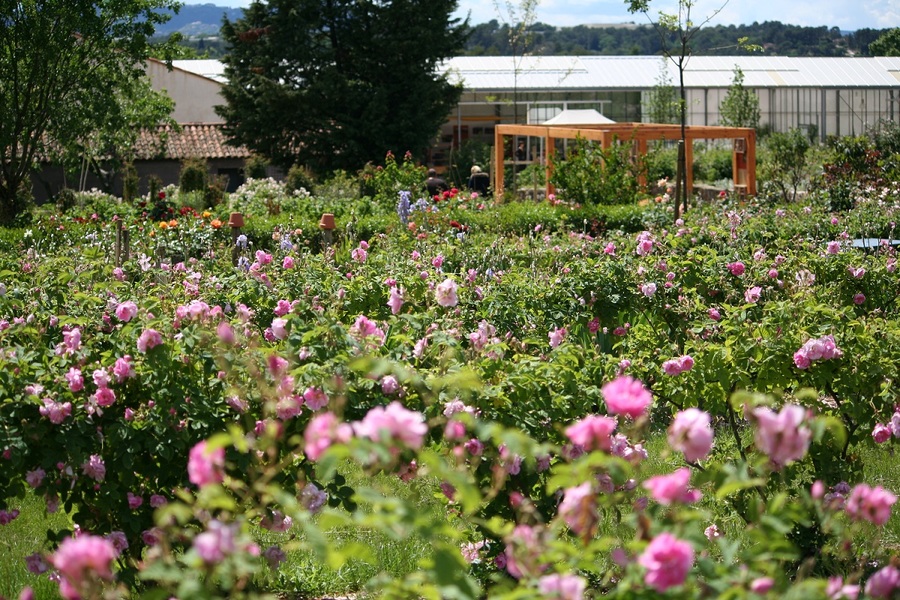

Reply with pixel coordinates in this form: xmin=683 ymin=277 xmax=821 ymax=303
xmin=115 ymin=301 xmax=138 ymax=322
xmin=643 ymin=467 xmax=701 ymax=505
xmin=668 ymin=408 xmax=714 ymax=462
xmin=727 ymin=261 xmax=745 ymax=276
xmin=52 ymin=535 xmax=118 ymax=599
xmin=136 ymin=328 xmax=163 ymax=353
xmin=751 ymin=404 xmax=811 ymax=469
xmin=537 ymin=573 xmax=587 ymax=600
xmin=387 ymin=286 xmax=404 ymax=315
xmin=558 ymin=482 xmax=598 ymax=539
xmin=187 ymin=440 xmax=225 ymax=487
xmin=565 ymin=415 xmax=617 ymax=451
xmin=304 ymin=412 xmax=352 ymax=461
xmin=873 ymin=423 xmax=892 ymax=444
xmin=549 ymin=327 xmax=567 ymax=348
xmin=602 ymin=376 xmax=653 ymax=419
xmin=638 ymin=532 xmax=694 ymax=592
xmin=355 ymin=402 xmax=427 ymax=450
xmin=744 ymin=286 xmax=762 ymax=303
xmin=845 ymin=483 xmax=897 ymax=526
xmin=435 ymin=278 xmax=459 ymax=307
xmin=866 ymin=565 xmax=900 ymax=599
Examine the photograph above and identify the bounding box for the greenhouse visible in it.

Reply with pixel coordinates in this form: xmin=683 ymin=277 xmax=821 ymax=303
xmin=433 ymin=55 xmax=900 ymax=168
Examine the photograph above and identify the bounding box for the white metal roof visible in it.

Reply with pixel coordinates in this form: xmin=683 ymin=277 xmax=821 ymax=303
xmin=442 ymin=55 xmax=900 ymax=90
xmin=171 ymin=59 xmax=228 ymax=84
xmin=171 ymin=56 xmax=900 ymax=90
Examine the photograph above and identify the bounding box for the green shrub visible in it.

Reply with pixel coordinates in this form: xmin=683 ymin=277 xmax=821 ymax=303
xmin=179 ymin=157 xmax=209 ymax=194
xmin=550 ymin=136 xmax=645 ymax=205
xmin=285 ymin=164 xmax=316 ymax=196
xmin=122 ymin=161 xmax=139 ymax=203
xmin=244 ymin=154 xmax=269 ymax=180
xmin=692 ymin=143 xmax=734 ymax=182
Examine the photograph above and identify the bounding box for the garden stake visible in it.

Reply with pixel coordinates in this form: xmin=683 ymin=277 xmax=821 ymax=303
xmin=319 ymin=212 xmax=335 ymax=248
xmin=229 ymin=212 xmax=244 ymax=266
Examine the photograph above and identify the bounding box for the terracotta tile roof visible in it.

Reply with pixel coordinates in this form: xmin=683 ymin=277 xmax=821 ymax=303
xmin=134 ymin=123 xmax=251 ymax=160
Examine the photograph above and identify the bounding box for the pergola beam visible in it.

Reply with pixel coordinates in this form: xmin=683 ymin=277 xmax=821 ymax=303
xmin=493 ymin=123 xmax=757 ymax=200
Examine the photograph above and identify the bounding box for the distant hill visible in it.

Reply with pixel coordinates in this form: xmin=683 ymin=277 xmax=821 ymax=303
xmin=156 ymin=3 xmax=244 ymax=36
xmin=159 ymin=5 xmax=889 ymax=58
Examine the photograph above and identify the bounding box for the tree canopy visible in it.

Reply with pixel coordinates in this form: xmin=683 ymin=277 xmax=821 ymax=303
xmin=216 ymin=0 xmax=469 ymax=176
xmin=0 ymin=0 xmax=179 ymax=223
xmin=869 ymin=28 xmax=900 ymax=56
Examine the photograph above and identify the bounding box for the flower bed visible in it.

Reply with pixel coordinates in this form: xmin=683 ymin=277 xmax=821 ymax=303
xmin=0 ymin=187 xmax=899 ymax=599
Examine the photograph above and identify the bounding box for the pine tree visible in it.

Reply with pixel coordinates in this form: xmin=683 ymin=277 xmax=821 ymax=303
xmin=217 ymin=0 xmax=469 ymax=176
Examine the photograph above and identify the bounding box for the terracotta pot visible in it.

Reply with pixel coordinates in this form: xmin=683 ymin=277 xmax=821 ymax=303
xmin=319 ymin=213 xmax=336 ymax=230
xmin=228 ymin=212 xmax=245 ymax=228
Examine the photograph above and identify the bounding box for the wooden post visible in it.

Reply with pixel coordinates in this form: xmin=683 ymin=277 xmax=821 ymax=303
xmin=229 ymin=212 xmax=244 ymax=266
xmin=115 ymin=220 xmax=122 ymax=267
xmin=319 ymin=213 xmax=335 ymax=249
xmin=494 ymin=127 xmax=505 ymax=200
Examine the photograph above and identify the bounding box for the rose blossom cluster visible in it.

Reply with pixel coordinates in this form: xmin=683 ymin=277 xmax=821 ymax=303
xmin=661 ymin=355 xmax=694 ymax=376
xmin=871 ymin=407 xmax=900 ymax=444
xmin=793 ymin=334 xmax=842 ymax=369
xmin=751 ymin=404 xmax=811 ymax=469
xmin=51 ymin=534 xmax=119 ymax=600
xmin=303 ymin=402 xmax=427 ymax=463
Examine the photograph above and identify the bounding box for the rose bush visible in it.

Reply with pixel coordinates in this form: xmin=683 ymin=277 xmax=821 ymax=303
xmin=0 ymin=178 xmax=899 ymax=598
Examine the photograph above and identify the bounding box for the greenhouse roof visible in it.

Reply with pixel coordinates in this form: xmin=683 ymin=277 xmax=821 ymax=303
xmin=441 ymin=55 xmax=900 ymax=90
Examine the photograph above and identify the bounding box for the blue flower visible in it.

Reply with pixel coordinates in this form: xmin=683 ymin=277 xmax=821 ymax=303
xmin=397 ymin=190 xmax=412 ymax=224
xmin=236 ymin=234 xmax=248 ymax=249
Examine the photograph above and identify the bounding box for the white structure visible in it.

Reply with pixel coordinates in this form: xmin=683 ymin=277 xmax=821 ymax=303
xmin=156 ymin=57 xmax=900 ymax=168
xmin=146 ymin=58 xmax=226 ymax=123
xmin=437 ymin=55 xmax=900 ymax=163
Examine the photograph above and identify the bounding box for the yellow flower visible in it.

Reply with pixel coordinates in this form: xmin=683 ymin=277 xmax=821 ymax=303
xmin=158 ymin=221 xmax=168 ymax=229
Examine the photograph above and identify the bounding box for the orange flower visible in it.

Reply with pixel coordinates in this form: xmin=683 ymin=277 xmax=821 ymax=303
xmin=210 ymin=219 xmax=223 ymax=229
xmin=158 ymin=221 xmax=168 ymax=229
xmin=168 ymin=219 xmax=178 ymax=228
xmin=202 ymin=211 xmax=212 ymax=218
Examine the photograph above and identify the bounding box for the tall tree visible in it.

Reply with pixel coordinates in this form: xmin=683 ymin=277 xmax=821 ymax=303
xmin=625 ymin=0 xmax=734 ymax=220
xmin=217 ymin=0 xmax=469 ymax=176
xmin=869 ymin=28 xmax=900 ymax=56
xmin=719 ymin=65 xmax=760 ymax=129
xmin=0 ymin=0 xmax=179 ymax=223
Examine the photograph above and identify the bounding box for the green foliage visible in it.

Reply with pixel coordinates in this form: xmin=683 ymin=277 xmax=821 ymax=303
xmin=868 ymin=27 xmax=900 ymax=56
xmin=0 ymin=0 xmax=178 ymax=222
xmin=816 ymin=135 xmax=885 ymax=211
xmin=122 ymin=161 xmax=140 ymax=203
xmin=371 ymin=152 xmax=429 ymax=209
xmin=448 ymin=140 xmax=494 ymax=189
xmin=462 ymin=19 xmax=879 ymax=57
xmin=285 ymin=164 xmax=316 ymax=196
xmin=179 ymin=158 xmax=209 ymax=194
xmin=692 ymin=144 xmax=735 ymax=182
xmin=645 ymin=59 xmax=679 ymax=124
xmin=217 ymin=0 xmax=468 ymax=175
xmin=719 ymin=66 xmax=761 ymax=129
xmin=551 ymin=136 xmax=645 ymax=205
xmin=244 ymin=154 xmax=270 ymax=180
xmin=758 ymin=129 xmax=812 ymax=203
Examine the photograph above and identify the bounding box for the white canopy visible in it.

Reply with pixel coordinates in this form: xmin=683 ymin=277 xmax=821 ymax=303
xmin=542 ymin=109 xmax=616 ymax=125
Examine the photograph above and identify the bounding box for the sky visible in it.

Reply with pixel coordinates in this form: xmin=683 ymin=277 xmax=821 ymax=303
xmin=205 ymin=0 xmax=900 ymax=31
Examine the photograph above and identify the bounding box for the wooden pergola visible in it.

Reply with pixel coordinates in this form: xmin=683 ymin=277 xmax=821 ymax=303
xmin=493 ymin=123 xmax=757 ymax=200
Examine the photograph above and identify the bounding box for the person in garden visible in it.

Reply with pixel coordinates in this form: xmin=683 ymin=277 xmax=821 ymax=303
xmin=467 ymin=165 xmax=490 ymax=196
xmin=425 ymin=168 xmax=449 ymax=198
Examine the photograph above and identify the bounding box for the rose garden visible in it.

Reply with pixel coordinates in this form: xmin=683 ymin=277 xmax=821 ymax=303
xmin=1 ymin=133 xmax=900 ymax=599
